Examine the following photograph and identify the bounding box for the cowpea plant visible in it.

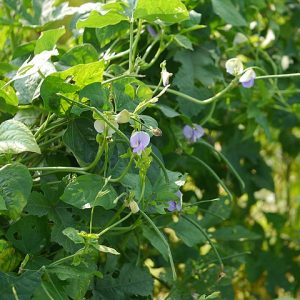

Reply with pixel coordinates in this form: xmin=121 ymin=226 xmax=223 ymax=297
xmin=1 ymin=0 xmax=300 ymax=299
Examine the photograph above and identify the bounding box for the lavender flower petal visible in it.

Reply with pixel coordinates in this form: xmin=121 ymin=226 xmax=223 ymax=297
xmin=130 ymin=131 xmax=150 ymax=155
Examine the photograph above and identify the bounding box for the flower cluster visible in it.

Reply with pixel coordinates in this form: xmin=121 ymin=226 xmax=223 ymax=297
xmin=225 ymin=57 xmax=256 ymax=88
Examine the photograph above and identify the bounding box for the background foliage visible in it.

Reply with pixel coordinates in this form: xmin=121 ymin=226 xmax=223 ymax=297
xmin=0 ymin=0 xmax=300 ymax=299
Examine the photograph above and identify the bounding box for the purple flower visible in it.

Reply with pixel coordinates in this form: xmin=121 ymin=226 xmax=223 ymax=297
xmin=183 ymin=124 xmax=204 ymax=143
xmin=130 ymin=131 xmax=150 ymax=155
xmin=239 ymin=69 xmax=256 ymax=88
xmin=168 ymin=191 xmax=183 ymax=212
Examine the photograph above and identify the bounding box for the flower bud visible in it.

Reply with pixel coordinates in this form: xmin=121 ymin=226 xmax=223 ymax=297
xmin=129 ymin=200 xmax=139 ymax=214
xmin=115 ymin=109 xmax=130 ymax=124
xmin=161 ymin=69 xmax=173 ymax=86
xmin=225 ymin=58 xmax=244 ymax=76
xmin=152 ymin=128 xmax=162 ymax=136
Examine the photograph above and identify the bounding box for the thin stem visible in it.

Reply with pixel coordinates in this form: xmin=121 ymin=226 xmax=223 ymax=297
xmin=102 ymin=73 xmax=143 ymax=85
xmin=191 ymin=155 xmax=233 ymax=200
xmin=89 ymin=207 xmax=95 ymax=234
xmin=182 ymin=215 xmax=224 ymax=272
xmin=140 ymin=210 xmax=177 ymax=281
xmin=148 ymin=77 xmax=239 ymax=106
xmin=109 ymin=155 xmax=134 ymax=182
xmin=97 ymin=212 xmax=132 ymax=237
xmin=198 ymin=140 xmax=245 ymax=190
xmin=256 ymin=73 xmax=300 ymax=79
xmin=200 ymin=101 xmax=216 ymax=126
xmin=129 ymin=18 xmax=134 ymax=73
xmin=184 ymin=198 xmax=221 ymax=207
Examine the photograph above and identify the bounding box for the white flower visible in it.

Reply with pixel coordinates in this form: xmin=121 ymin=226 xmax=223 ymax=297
xmin=94 ymin=119 xmax=119 ymax=136
xmin=115 ymin=109 xmax=130 ymax=124
xmin=239 ymin=69 xmax=256 ymax=88
xmin=161 ymin=69 xmax=173 ymax=86
xmin=225 ymin=58 xmax=244 ymax=76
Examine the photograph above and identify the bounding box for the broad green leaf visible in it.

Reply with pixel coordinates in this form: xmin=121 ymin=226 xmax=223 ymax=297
xmin=0 ymin=80 xmax=18 ymax=114
xmin=62 ymin=227 xmax=85 ymax=244
xmin=174 ymin=34 xmax=193 ymax=50
xmin=77 ymin=10 xmax=128 ymax=29
xmin=212 ymin=225 xmax=261 ymax=241
xmin=60 ymin=44 xmax=99 ymax=66
xmin=61 ymin=175 xmax=117 ymax=210
xmin=142 ymin=226 xmax=168 ymax=260
xmin=6 ymin=216 xmax=49 ymax=254
xmin=34 ymin=26 xmax=65 ymax=54
xmin=157 ymin=104 xmax=180 ymax=118
xmin=26 ymin=192 xmax=51 ymax=217
xmin=96 ymin=21 xmax=129 ymax=48
xmin=134 ymin=0 xmax=189 ymax=23
xmin=58 ymin=60 xmax=105 ymax=87
xmin=95 ymin=263 xmax=153 ymax=297
xmin=0 ymin=270 xmax=41 ymax=300
xmin=212 ymin=0 xmax=247 ymax=27
xmin=40 ymin=75 xmax=79 ymax=114
xmin=170 ymin=218 xmax=206 ymax=247
xmin=0 ymin=120 xmax=40 ymax=154
xmin=0 ymin=164 xmax=32 ymax=220
xmin=0 ymin=239 xmax=22 ymax=272
xmin=63 ymin=116 xmax=98 ymax=165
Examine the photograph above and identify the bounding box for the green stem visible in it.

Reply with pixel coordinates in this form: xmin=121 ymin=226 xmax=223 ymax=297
xmin=89 ymin=207 xmax=95 ymax=234
xmin=256 ymin=73 xmax=300 ymax=79
xmin=102 ymin=73 xmax=143 ymax=85
xmin=148 ymin=77 xmax=239 ymax=106
xmin=109 ymin=155 xmax=134 ymax=182
xmin=200 ymin=101 xmax=216 ymax=126
xmin=128 ymin=17 xmax=134 ymax=73
xmin=182 ymin=215 xmax=224 ymax=272
xmin=184 ymin=198 xmax=221 ymax=207
xmin=191 ymin=155 xmax=233 ymax=200
xmin=97 ymin=212 xmax=132 ymax=237
xmin=198 ymin=140 xmax=245 ymax=190
xmin=140 ymin=210 xmax=177 ymax=281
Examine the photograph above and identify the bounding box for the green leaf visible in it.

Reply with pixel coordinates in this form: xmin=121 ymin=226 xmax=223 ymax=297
xmin=63 ymin=116 xmax=98 ymax=165
xmin=96 ymin=21 xmax=129 ymax=48
xmin=142 ymin=226 xmax=168 ymax=260
xmin=40 ymin=75 xmax=79 ymax=114
xmin=134 ymin=0 xmax=189 ymax=23
xmin=170 ymin=217 xmax=206 ymax=247
xmin=34 ymin=26 xmax=65 ymax=54
xmin=95 ymin=263 xmax=153 ymax=297
xmin=25 ymin=192 xmax=50 ymax=217
xmin=0 ymin=81 xmax=18 ymax=114
xmin=61 ymin=175 xmax=117 ymax=210
xmin=0 ymin=270 xmax=41 ymax=300
xmin=212 ymin=0 xmax=247 ymax=27
xmin=212 ymin=225 xmax=261 ymax=241
xmin=58 ymin=60 xmax=105 ymax=87
xmin=0 ymin=120 xmax=40 ymax=154
xmin=0 ymin=164 xmax=32 ymax=220
xmin=62 ymin=227 xmax=85 ymax=244
xmin=174 ymin=34 xmax=193 ymax=50
xmin=77 ymin=10 xmax=128 ymax=29
xmin=59 ymin=44 xmax=99 ymax=66
xmin=6 ymin=216 xmax=49 ymax=254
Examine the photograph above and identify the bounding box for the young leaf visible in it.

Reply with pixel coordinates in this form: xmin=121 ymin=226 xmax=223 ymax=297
xmin=34 ymin=26 xmax=65 ymax=54
xmin=134 ymin=0 xmax=189 ymax=23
